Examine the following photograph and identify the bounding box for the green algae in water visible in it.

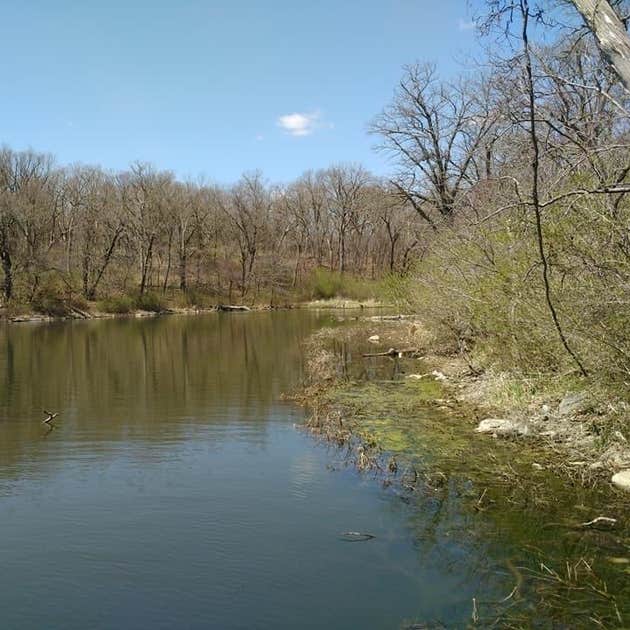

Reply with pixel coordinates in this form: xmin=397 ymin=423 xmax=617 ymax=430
xmin=319 ymin=370 xmax=630 ymax=627
xmin=331 ymin=379 xmax=474 ymax=458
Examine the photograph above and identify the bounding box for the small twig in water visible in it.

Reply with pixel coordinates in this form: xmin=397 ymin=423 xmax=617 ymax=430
xmin=477 ymin=488 xmax=488 ymax=506
xmin=500 ymin=585 xmax=519 ymax=603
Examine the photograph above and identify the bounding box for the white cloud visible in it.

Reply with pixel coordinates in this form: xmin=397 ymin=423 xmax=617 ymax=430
xmin=458 ymin=18 xmax=475 ymax=31
xmin=277 ymin=111 xmax=321 ymax=137
xmin=255 ymin=134 xmax=264 ymax=142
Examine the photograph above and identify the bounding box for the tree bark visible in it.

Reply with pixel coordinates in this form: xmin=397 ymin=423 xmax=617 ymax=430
xmin=571 ymin=0 xmax=630 ymax=90
xmin=161 ymin=228 xmax=172 ymax=293
xmin=86 ymin=225 xmax=123 ymax=300
xmin=1 ymin=246 xmax=12 ymax=301
xmin=179 ymin=251 xmax=187 ymax=292
xmin=139 ymin=235 xmax=155 ymax=295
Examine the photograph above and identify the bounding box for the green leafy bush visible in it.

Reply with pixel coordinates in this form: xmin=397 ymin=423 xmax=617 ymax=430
xmin=308 ymin=268 xmax=344 ymax=299
xmin=134 ymin=292 xmax=165 ymax=312
xmin=398 ymin=195 xmax=630 ymax=389
xmin=99 ymin=295 xmax=134 ymax=314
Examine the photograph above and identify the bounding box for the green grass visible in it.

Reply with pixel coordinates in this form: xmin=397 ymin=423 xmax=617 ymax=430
xmin=98 ymin=292 xmax=165 ymax=313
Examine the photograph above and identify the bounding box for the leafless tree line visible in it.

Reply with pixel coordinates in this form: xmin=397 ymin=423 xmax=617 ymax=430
xmin=0 ymin=153 xmax=425 ymax=306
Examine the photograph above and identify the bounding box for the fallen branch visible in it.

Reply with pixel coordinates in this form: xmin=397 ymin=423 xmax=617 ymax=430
xmin=216 ymin=304 xmax=251 ymax=312
xmin=362 ymin=347 xmax=420 ymax=358
xmin=579 ymin=516 xmax=617 ymax=528
xmin=70 ymin=306 xmax=91 ymax=319
xmin=362 ymin=347 xmax=399 ymax=358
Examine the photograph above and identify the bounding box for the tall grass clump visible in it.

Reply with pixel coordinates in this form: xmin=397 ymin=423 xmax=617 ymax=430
xmin=134 ymin=292 xmax=165 ymax=312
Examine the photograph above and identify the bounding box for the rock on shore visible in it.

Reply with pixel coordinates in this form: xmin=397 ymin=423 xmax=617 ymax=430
xmin=612 ymin=470 xmax=630 ymax=492
xmin=475 ymin=418 xmax=529 ymax=437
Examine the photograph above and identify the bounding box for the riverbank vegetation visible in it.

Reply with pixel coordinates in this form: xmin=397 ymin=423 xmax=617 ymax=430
xmin=296 ymin=0 xmax=630 ymax=503
xmin=300 ymin=1 xmax=630 ymax=478
xmin=377 ymin=3 xmax=630 ymax=424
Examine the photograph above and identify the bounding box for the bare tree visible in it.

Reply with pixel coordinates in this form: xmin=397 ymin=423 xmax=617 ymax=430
xmin=220 ymin=172 xmax=269 ymax=297
xmin=0 ymin=147 xmax=421 ymax=312
xmin=0 ymin=148 xmax=57 ymax=301
xmin=69 ymin=168 xmax=126 ymax=300
xmin=323 ymin=164 xmax=370 ymax=273
xmin=121 ymin=163 xmax=172 ymax=295
xmin=371 ymin=64 xmax=498 ymax=227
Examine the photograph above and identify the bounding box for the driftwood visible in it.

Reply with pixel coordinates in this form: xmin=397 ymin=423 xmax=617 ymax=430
xmin=367 ymin=314 xmax=415 ymax=321
xmin=216 ymin=305 xmax=251 ymax=312
xmin=579 ymin=516 xmax=617 ymax=529
xmin=362 ymin=347 xmax=420 ymax=358
xmin=70 ymin=306 xmax=91 ymax=319
xmin=363 ymin=347 xmax=399 ymax=358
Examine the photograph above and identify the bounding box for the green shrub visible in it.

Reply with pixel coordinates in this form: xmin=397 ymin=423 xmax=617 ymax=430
xmin=398 ymin=195 xmax=630 ymax=390
xmin=134 ymin=292 xmax=164 ymax=312
xmin=99 ymin=295 xmax=134 ymax=314
xmin=342 ymin=275 xmax=381 ymax=301
xmin=31 ymin=274 xmax=70 ymax=317
xmin=308 ymin=268 xmax=344 ymax=299
xmin=305 ymin=268 xmax=382 ymax=301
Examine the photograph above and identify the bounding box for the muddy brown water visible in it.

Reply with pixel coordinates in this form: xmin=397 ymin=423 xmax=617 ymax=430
xmin=0 ymin=311 xmax=627 ymax=628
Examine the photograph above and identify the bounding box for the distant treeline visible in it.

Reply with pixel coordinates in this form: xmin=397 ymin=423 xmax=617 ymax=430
xmin=0 ymin=151 xmax=422 ymax=311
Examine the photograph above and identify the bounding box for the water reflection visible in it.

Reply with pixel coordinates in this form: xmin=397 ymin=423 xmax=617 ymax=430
xmin=0 ymin=311 xmax=481 ymax=629
xmin=0 ymin=312 xmax=326 ymax=488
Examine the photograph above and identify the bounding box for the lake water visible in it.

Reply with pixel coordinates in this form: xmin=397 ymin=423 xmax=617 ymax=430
xmin=0 ymin=312 xmax=627 ymax=629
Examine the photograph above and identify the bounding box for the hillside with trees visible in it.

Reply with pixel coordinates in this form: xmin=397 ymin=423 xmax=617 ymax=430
xmin=0 ymin=156 xmax=421 ymax=312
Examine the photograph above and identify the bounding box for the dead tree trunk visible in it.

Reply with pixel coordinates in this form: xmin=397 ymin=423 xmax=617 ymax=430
xmin=570 ymin=0 xmax=630 ymax=90
xmin=1 ymin=247 xmax=12 ymax=301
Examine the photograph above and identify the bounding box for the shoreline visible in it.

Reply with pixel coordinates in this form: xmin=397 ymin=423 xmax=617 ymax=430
xmin=293 ymin=315 xmax=630 ymax=492
xmin=1 ymin=298 xmax=390 ymax=324
xmin=292 ymin=316 xmax=630 ymax=627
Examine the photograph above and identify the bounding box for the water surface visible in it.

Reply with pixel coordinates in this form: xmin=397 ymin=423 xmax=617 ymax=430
xmin=1 ymin=311 xmax=626 ymax=629
xmin=0 ymin=312 xmax=479 ymax=629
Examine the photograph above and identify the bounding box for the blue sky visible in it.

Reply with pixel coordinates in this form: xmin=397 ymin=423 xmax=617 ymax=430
xmin=0 ymin=0 xmax=479 ymax=183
